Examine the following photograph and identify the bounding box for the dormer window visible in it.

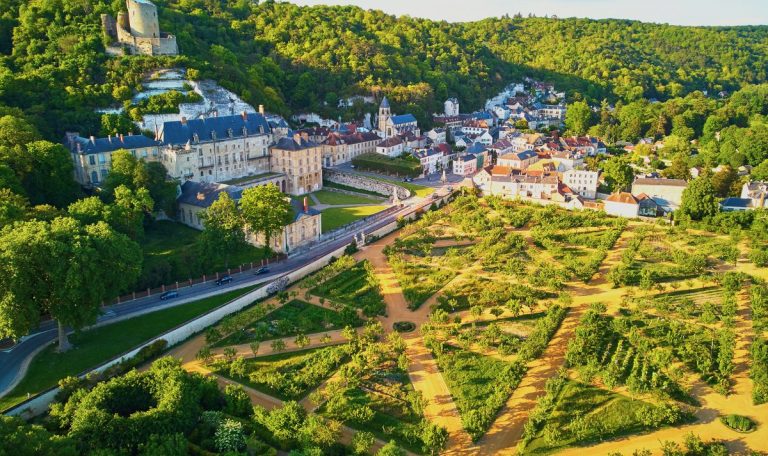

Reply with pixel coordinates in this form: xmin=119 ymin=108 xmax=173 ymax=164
xmin=211 ymin=131 xmax=217 ymax=140
xmin=227 ymin=128 xmax=233 ymax=138
xmin=259 ymin=126 xmax=264 ymax=134
xmin=193 ymin=133 xmax=199 ymax=143
xmin=243 ymin=126 xmax=248 ymax=137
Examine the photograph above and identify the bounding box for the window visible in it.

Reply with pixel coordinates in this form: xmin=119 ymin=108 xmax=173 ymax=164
xmin=89 ymin=155 xmax=96 ymax=165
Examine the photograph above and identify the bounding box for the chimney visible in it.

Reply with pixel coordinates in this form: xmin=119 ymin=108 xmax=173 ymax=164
xmin=301 ymin=131 xmax=309 ymax=141
xmin=181 ymin=116 xmax=187 ymax=125
xmin=303 ymin=196 xmax=309 ymax=213
xmin=241 ymin=111 xmax=248 ymax=121
xmin=119 ymin=134 xmax=124 ymax=143
xmin=293 ymin=132 xmax=302 ymax=145
xmin=197 ymin=192 xmax=205 ymax=201
xmin=89 ymin=135 xmax=95 ymax=144
xmin=65 ymin=132 xmax=79 ymax=147
xmin=258 ymin=104 xmax=265 ymax=115
xmin=107 ymin=134 xmax=112 ymax=144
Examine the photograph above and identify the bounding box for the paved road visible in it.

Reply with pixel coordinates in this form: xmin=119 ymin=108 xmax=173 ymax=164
xmin=0 ymin=186 xmax=446 ymax=398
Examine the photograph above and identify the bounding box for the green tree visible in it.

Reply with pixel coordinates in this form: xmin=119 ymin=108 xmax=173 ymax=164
xmin=565 ymin=100 xmax=593 ymax=135
xmin=0 ymin=218 xmax=141 ymax=351
xmin=711 ymin=166 xmax=739 ymax=197
xmin=240 ymin=184 xmax=292 ymax=252
xmin=601 ymin=156 xmax=635 ymax=192
xmin=376 ymin=440 xmax=406 ymax=456
xmin=0 ymin=189 xmax=28 ymax=228
xmin=1 ymin=141 xmax=81 ymax=208
xmin=0 ymin=415 xmax=77 ymax=456
xmin=113 ymin=185 xmax=153 ymax=240
xmin=679 ymin=176 xmax=720 ymax=221
xmin=351 ymin=431 xmax=375 ymax=455
xmin=198 ymin=191 xmax=246 ymax=268
xmin=662 ymin=153 xmax=691 ymax=180
xmin=752 ymin=159 xmax=768 ymax=181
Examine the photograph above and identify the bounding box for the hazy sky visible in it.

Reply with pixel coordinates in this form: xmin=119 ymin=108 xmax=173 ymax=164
xmin=287 ymin=0 xmax=768 ymax=26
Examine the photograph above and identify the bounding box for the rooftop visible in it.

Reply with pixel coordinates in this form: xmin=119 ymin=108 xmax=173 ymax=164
xmin=159 ymin=112 xmax=271 ymax=145
xmin=633 ymin=177 xmax=688 ymax=187
xmin=178 ymin=181 xmax=243 ymax=208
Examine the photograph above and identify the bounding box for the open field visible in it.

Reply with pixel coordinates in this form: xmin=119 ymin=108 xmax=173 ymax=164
xmin=321 ymin=205 xmax=389 ymax=232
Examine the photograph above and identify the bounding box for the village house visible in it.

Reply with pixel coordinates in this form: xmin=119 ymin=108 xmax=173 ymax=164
xmin=604 ymin=192 xmax=640 ymax=218
xmin=426 ymin=128 xmax=447 ymax=144
xmin=376 ymin=136 xmax=405 ymax=158
xmin=631 ymin=177 xmax=688 ymax=213
xmin=412 ymin=148 xmax=442 ymax=175
xmin=497 ymin=150 xmax=539 ymax=170
xmin=561 ymin=169 xmax=599 ymax=199
xmin=452 ymin=153 xmax=477 ymax=176
xmin=320 ymin=131 xmax=380 ymax=167
xmin=444 ymin=98 xmax=460 ymax=116
xmin=741 ymin=181 xmax=768 ymax=208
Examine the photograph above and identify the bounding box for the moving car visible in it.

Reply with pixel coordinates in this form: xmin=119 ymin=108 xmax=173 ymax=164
xmin=215 ymin=275 xmax=233 ymax=285
xmin=159 ymin=290 xmax=179 ymax=300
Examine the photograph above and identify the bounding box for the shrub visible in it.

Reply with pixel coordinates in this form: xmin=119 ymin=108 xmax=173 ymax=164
xmin=720 ymin=414 xmax=755 ymax=432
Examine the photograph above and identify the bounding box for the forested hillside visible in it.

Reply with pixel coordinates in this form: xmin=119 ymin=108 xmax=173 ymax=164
xmin=0 ymin=0 xmax=767 ymax=140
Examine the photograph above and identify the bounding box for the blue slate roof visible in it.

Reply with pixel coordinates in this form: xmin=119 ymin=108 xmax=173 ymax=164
xmin=721 ymin=197 xmax=752 ymax=209
xmin=514 ymin=150 xmax=538 ymax=160
xmin=471 ymin=111 xmax=493 ymax=120
xmin=380 ymin=96 xmax=390 ymax=109
xmin=391 ymin=114 xmax=417 ymax=125
xmin=467 ymin=143 xmax=488 ymax=154
xmin=66 ymin=134 xmax=159 ymax=155
xmin=177 ymin=181 xmax=243 ymax=208
xmin=160 ymin=113 xmax=271 ymax=145
xmin=291 ymin=198 xmax=321 ymax=221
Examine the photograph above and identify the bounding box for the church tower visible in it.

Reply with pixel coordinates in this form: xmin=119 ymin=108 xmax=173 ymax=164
xmin=378 ymin=96 xmax=391 ymax=136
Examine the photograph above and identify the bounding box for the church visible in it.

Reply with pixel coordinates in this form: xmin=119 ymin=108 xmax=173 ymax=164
xmin=377 ymin=97 xmax=420 ymax=138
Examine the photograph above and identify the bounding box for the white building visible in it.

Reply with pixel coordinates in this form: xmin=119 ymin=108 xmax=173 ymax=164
xmin=498 ymin=150 xmax=539 ymax=170
xmin=562 ymin=169 xmax=599 ymax=199
xmin=427 ymin=128 xmax=447 ymax=144
xmin=376 ymin=136 xmax=405 ymax=158
xmin=444 ymin=98 xmax=460 ymax=117
xmin=413 ymin=148 xmax=442 ymax=175
xmin=631 ymin=178 xmax=687 ymax=212
xmin=453 ymin=153 xmax=477 ymax=176
xmin=604 ymin=192 xmax=640 ymax=218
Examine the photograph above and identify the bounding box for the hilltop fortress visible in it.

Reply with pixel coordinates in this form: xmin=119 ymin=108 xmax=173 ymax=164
xmin=102 ymin=0 xmax=178 ymax=56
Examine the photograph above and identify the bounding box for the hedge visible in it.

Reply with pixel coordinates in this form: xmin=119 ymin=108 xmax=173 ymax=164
xmin=351 ymin=153 xmax=422 ymax=177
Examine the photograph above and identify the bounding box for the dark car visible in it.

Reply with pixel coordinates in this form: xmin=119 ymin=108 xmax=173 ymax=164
xmin=254 ymin=267 xmax=270 ymax=275
xmin=215 ymin=275 xmax=233 ymax=286
xmin=159 ymin=290 xmax=179 ymax=300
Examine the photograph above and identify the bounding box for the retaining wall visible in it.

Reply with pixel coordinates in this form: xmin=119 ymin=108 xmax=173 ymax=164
xmin=324 ymin=169 xmax=411 ymax=200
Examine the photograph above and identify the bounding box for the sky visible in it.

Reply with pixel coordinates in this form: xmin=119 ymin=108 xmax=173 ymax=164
xmin=287 ymin=0 xmax=768 ymax=26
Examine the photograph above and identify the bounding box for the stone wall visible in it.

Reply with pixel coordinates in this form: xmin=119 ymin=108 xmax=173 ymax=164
xmin=324 ymin=169 xmax=411 ymax=200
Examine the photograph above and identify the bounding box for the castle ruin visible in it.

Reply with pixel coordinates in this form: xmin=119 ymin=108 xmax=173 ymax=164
xmin=102 ymin=0 xmax=178 ymax=56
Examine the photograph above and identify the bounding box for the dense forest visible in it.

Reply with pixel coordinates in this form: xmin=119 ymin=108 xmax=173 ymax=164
xmin=1 ymin=0 xmax=768 ymax=140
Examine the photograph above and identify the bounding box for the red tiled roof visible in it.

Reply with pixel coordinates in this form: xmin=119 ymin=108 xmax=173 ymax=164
xmin=606 ymin=192 xmax=639 ymax=205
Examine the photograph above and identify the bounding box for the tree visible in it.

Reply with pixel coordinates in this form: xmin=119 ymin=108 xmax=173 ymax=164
xmin=0 ymin=415 xmax=77 ymax=456
xmin=0 ymin=189 xmax=28 ymax=228
xmin=3 ymin=141 xmax=81 ymax=208
xmin=752 ymin=159 xmax=768 ymax=181
xmin=377 ymin=440 xmax=406 ymax=456
xmin=240 ymin=184 xmax=292 ymax=252
xmin=215 ymin=419 xmax=247 ymax=453
xmin=662 ymin=153 xmax=691 ymax=180
xmin=351 ymin=431 xmax=375 ymax=455
xmin=198 ymin=192 xmax=246 ymax=268
xmin=679 ymin=176 xmax=720 ymax=221
xmin=711 ymin=166 xmax=739 ymax=197
xmin=295 ymin=334 xmax=310 ymax=349
xmin=113 ymin=185 xmax=153 ymax=240
xmin=565 ymin=101 xmax=593 ymax=135
xmin=601 ymin=156 xmax=635 ymax=192
xmin=0 ymin=218 xmax=141 ymax=351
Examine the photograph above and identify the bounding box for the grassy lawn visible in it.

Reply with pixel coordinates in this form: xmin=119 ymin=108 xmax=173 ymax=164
xmin=141 ymin=221 xmax=269 ymax=288
xmin=310 ymin=260 xmax=386 ymax=316
xmin=312 ymin=189 xmax=381 ymax=205
xmin=389 ymin=260 xmax=457 ymax=310
xmin=0 ymin=286 xmax=257 ymax=411
xmin=216 ymin=299 xmax=362 ymax=346
xmin=523 ymin=380 xmax=687 ymax=455
xmin=216 ymin=345 xmax=350 ymax=400
xmin=321 ymin=205 xmax=388 ymax=233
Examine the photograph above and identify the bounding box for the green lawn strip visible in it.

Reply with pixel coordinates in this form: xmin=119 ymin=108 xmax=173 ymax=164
xmin=323 ymin=180 xmax=387 ymax=198
xmin=522 ymin=380 xmax=692 ymax=455
xmin=215 ymin=299 xmax=362 ymax=347
xmin=321 ymin=205 xmax=388 ymax=233
xmin=0 ymin=286 xmax=256 ymax=411
xmin=313 ymin=189 xmax=380 ymax=205
xmin=310 ymin=261 xmax=386 ymax=316
xmin=214 ymin=345 xmax=350 ymax=401
xmin=434 ymin=348 xmax=524 ymax=441
xmin=141 ymin=221 xmax=269 ymax=288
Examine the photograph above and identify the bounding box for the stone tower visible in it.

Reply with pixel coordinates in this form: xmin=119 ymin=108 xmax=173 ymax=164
xmin=127 ymin=0 xmax=160 ymax=39
xmin=378 ymin=96 xmax=391 ymax=135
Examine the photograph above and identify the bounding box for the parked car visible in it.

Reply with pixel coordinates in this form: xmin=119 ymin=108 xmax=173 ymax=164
xmin=254 ymin=267 xmax=270 ymax=275
xmin=159 ymin=291 xmax=179 ymax=301
xmin=215 ymin=275 xmax=233 ymax=285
